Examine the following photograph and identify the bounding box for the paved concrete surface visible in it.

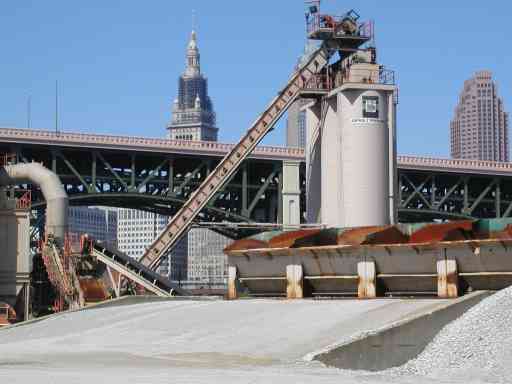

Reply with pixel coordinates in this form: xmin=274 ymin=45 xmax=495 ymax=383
xmin=0 ymin=298 xmax=496 ymax=383
xmin=315 ymin=291 xmax=490 ymax=370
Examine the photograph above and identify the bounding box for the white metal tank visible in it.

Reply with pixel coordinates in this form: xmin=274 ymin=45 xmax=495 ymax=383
xmin=318 ymin=83 xmax=396 ymax=228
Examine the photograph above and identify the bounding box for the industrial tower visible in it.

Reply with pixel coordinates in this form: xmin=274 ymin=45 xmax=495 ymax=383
xmin=138 ymin=1 xmax=398 ymax=271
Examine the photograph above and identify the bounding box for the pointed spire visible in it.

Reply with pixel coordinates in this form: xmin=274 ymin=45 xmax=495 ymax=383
xmin=188 ymin=30 xmax=198 ymax=51
xmin=184 ymin=14 xmax=200 ymax=77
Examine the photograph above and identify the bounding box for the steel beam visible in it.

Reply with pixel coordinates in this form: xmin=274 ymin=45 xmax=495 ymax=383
xmin=57 ymin=152 xmax=89 ymax=191
xmin=402 ymin=174 xmax=432 ymax=209
xmin=247 ymin=166 xmax=278 ymax=215
xmin=174 ymin=161 xmax=207 ymax=196
xmin=468 ymin=179 xmax=497 ymax=215
xmin=138 ymin=159 xmax=169 ymax=192
xmin=95 ymin=152 xmax=129 ymax=190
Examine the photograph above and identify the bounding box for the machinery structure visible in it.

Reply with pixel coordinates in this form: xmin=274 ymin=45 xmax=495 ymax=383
xmin=136 ymin=3 xmax=388 ymax=270
xmin=226 ymin=218 xmax=512 ymax=299
xmin=2 ymin=2 xmax=512 ymax=307
xmin=224 ymin=3 xmax=512 ymax=300
xmin=0 ymin=154 xmax=184 ymax=320
xmin=0 ymin=154 xmax=31 ymax=320
xmin=0 ymin=301 xmax=16 ymax=327
xmin=304 ymin=4 xmax=397 ymax=228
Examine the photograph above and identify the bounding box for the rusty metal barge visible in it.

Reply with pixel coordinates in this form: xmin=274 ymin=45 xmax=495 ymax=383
xmin=225 ymin=219 xmax=512 ymax=299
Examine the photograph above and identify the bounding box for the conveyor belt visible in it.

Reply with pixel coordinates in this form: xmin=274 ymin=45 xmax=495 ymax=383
xmin=91 ymin=242 xmax=185 ymax=297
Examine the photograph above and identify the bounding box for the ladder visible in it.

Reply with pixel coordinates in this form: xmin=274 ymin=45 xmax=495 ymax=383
xmin=139 ymin=44 xmax=333 ymax=269
xmin=91 ymin=242 xmax=185 ymax=297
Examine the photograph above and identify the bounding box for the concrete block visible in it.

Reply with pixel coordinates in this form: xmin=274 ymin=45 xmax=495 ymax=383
xmin=227 ymin=266 xmax=238 ymax=300
xmin=286 ymin=264 xmax=303 ymax=299
xmin=437 ymin=259 xmax=458 ymax=298
xmin=357 ymin=261 xmax=376 ymax=298
xmin=314 ymin=291 xmax=490 ymax=371
xmin=282 ymin=161 xmax=301 ymax=228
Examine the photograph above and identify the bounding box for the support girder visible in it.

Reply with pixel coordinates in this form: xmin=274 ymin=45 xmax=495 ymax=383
xmin=6 ymin=141 xmax=512 ymax=229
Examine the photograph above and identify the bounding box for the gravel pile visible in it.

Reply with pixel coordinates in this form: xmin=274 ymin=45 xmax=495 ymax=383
xmin=394 ymin=286 xmax=512 ymax=380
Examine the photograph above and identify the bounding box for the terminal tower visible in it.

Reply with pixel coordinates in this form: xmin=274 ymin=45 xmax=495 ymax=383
xmin=167 ymin=30 xmax=218 ymax=141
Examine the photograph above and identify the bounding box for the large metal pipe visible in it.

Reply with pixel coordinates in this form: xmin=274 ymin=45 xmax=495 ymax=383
xmin=0 ymin=162 xmax=68 ymax=241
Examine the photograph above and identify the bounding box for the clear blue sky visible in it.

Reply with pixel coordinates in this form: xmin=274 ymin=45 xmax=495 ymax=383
xmin=1 ymin=1 xmax=510 ymax=157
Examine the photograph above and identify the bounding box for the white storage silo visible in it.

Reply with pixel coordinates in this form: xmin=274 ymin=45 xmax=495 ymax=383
xmin=314 ymin=83 xmax=397 ymax=228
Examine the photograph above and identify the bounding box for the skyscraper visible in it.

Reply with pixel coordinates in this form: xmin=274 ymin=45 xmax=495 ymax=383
xmin=116 ymin=208 xmax=188 ymax=280
xmin=164 ymin=29 xmax=230 ymax=288
xmin=116 ymin=209 xmax=168 ymax=260
xmin=68 ymin=207 xmax=117 ymax=249
xmin=167 ymin=30 xmax=217 ymax=141
xmin=450 ymin=71 xmax=509 ymax=161
xmin=286 ymin=42 xmax=317 ymax=149
xmin=286 ymin=99 xmax=307 ymax=148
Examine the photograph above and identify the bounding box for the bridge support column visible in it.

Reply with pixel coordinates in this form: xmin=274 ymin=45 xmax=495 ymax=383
xmin=437 ymin=259 xmax=458 ymax=298
xmin=286 ymin=264 xmax=303 ymax=299
xmin=227 ymin=266 xmax=239 ymax=300
xmin=282 ymin=160 xmax=301 ymax=228
xmin=357 ymin=261 xmax=376 ymax=298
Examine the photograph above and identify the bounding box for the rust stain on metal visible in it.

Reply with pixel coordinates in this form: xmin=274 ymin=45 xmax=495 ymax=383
xmin=0 ymin=302 xmax=16 ymax=326
xmin=225 ymin=220 xmax=512 ymax=260
xmin=334 ymin=225 xmax=408 ymax=246
xmin=79 ymin=278 xmax=109 ymax=302
xmin=337 ymin=226 xmax=384 ymax=246
xmin=268 ymin=229 xmax=322 ymax=248
xmin=409 ymin=221 xmax=473 ymax=243
xmin=446 ymin=269 xmax=459 ymax=298
xmin=310 ymin=249 xmax=324 ymax=275
xmin=224 ymin=238 xmax=269 ymax=252
xmin=362 ymin=226 xmax=409 ymax=245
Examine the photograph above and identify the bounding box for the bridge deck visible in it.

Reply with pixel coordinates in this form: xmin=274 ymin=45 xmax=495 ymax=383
xmin=2 ymin=127 xmax=512 ymax=176
xmin=0 ymin=127 xmax=303 ymax=161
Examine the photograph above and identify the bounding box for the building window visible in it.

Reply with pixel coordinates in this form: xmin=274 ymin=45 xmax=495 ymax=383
xmin=362 ymin=96 xmax=379 ymax=118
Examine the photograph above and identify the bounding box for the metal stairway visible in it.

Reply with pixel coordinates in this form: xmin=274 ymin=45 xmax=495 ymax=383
xmin=139 ymin=44 xmax=333 ymax=269
xmin=42 ymin=240 xmax=84 ymax=309
xmin=90 ymin=242 xmax=185 ymax=297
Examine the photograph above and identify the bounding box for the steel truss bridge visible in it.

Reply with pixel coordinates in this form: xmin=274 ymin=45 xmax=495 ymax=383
xmin=1 ymin=128 xmax=512 ymax=232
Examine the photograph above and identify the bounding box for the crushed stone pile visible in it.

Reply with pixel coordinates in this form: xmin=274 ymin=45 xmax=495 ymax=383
xmin=394 ymin=286 xmax=512 ymax=380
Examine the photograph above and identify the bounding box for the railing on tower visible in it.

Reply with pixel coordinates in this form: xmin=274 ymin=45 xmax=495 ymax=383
xmin=379 ymin=68 xmax=395 ymax=85
xmin=303 ymin=73 xmax=332 ymax=91
xmin=305 ymin=7 xmax=373 ymax=41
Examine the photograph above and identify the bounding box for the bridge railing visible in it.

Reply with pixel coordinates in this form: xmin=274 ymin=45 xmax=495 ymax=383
xmin=398 ymin=155 xmax=512 ymax=173
xmin=0 ymin=128 xmax=304 ymax=159
xmin=4 ymin=127 xmax=512 ymax=174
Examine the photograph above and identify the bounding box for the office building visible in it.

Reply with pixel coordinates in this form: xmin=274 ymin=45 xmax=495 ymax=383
xmin=451 ymin=71 xmax=509 ymax=161
xmin=286 ymin=42 xmax=317 ymax=148
xmin=163 ymin=28 xmax=231 ymax=287
xmin=286 ymin=99 xmax=308 ymax=148
xmin=167 ymin=29 xmax=217 ymax=141
xmin=184 ymin=228 xmax=231 ymax=287
xmin=116 ymin=208 xmax=188 ymax=280
xmin=68 ymin=207 xmax=117 ymax=248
